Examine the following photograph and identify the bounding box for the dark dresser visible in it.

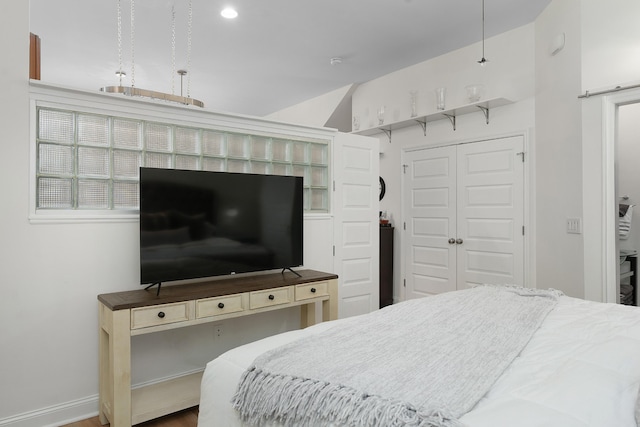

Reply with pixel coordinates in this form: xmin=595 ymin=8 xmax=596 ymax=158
xmin=380 ymin=226 xmax=394 ymax=308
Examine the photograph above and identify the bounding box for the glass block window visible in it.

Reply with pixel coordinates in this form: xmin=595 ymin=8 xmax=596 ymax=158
xmin=202 ymin=131 xmax=226 ymax=156
xmin=35 ymin=107 xmax=330 ymax=213
xmin=113 ymin=118 xmax=142 ymax=149
xmin=227 ymin=134 xmax=248 ymax=158
xmin=78 ymin=179 xmax=109 ymax=209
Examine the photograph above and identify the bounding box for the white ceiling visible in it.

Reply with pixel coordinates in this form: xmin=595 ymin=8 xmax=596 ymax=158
xmin=29 ymin=0 xmax=551 ymax=117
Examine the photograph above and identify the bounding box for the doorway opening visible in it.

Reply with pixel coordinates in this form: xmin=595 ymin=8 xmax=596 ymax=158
xmin=601 ymin=89 xmax=640 ymax=304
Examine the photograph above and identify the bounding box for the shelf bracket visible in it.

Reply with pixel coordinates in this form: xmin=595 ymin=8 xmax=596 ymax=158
xmin=477 ymin=105 xmax=490 ymax=124
xmin=381 ymin=128 xmax=392 ymax=143
xmin=443 ymin=113 xmax=456 ymax=131
xmin=415 ymin=119 xmax=427 ymax=136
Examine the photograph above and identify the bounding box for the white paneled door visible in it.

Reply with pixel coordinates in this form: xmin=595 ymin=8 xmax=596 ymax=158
xmin=403 ymin=136 xmax=524 ymax=299
xmin=333 ymin=133 xmax=380 ymax=318
xmin=403 ymin=145 xmax=458 ymax=296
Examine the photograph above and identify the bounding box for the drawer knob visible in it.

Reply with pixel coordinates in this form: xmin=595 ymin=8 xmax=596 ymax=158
xmin=268 ymin=294 xmax=275 ymax=300
xmin=157 ymin=311 xmax=165 ymax=318
xmin=218 ymin=302 xmax=225 ymax=309
xmin=310 ymin=287 xmax=317 ymax=293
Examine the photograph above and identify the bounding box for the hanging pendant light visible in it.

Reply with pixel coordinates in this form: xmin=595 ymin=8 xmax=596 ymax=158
xmin=101 ymin=0 xmax=204 ymax=108
xmin=477 ymin=0 xmax=488 ymax=66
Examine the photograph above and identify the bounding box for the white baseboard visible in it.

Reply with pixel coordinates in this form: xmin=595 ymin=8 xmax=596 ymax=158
xmin=0 ymin=395 xmax=98 ymax=427
xmin=0 ymin=369 xmax=204 ymax=427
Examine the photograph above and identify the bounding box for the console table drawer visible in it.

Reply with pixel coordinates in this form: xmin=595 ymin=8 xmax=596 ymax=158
xmin=295 ymin=281 xmax=329 ymax=301
xmin=249 ymin=287 xmax=291 ymax=309
xmin=131 ymin=302 xmax=190 ymax=330
xmin=196 ymin=294 xmax=244 ymax=319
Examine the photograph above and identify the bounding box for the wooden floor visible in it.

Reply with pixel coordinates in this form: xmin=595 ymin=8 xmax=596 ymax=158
xmin=61 ymin=407 xmax=199 ymax=427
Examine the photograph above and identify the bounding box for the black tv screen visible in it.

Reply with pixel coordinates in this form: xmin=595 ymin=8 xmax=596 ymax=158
xmin=139 ymin=167 xmax=304 ymax=285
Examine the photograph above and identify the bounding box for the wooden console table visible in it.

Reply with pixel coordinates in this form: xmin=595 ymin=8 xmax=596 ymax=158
xmin=98 ymin=269 xmax=338 ymax=427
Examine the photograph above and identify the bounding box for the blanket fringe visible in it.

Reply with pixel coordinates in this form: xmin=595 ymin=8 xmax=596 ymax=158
xmin=232 ymin=368 xmax=466 ymax=427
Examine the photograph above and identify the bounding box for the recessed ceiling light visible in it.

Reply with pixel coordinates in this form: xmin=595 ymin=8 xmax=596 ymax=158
xmin=221 ymin=7 xmax=238 ymax=19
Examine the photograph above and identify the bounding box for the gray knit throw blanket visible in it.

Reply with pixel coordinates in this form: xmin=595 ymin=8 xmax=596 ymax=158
xmin=232 ymin=285 xmax=560 ymax=427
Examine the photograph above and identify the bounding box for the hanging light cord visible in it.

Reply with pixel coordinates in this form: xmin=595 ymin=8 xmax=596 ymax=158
xmin=482 ymin=0 xmax=485 ymax=56
xmin=171 ymin=5 xmax=176 ymax=95
xmin=130 ymin=0 xmax=136 ymax=87
xmin=186 ymin=0 xmax=193 ymax=98
xmin=478 ymin=0 xmax=488 ymax=65
xmin=117 ymin=0 xmax=123 ymax=85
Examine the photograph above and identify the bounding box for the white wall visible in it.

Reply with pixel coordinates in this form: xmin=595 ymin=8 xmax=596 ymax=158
xmin=581 ymin=0 xmax=640 ymax=93
xmin=534 ymin=0 xmax=584 ymax=297
xmin=350 ymin=25 xmax=537 ymax=301
xmin=0 ymin=0 xmax=39 ymax=421
xmin=265 ymin=84 xmax=355 ymax=131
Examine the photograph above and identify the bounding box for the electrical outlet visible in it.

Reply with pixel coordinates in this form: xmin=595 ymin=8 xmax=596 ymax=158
xmin=212 ymin=323 xmax=223 ymax=339
xmin=566 ymin=217 xmax=582 ymax=234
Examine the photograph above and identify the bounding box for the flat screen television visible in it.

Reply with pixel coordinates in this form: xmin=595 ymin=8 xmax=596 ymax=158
xmin=139 ymin=167 xmax=304 ymax=288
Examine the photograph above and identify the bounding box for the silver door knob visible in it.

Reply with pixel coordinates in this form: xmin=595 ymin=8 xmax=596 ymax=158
xmin=456 ymin=238 xmax=463 ymax=244
xmin=448 ymin=238 xmax=456 ymax=244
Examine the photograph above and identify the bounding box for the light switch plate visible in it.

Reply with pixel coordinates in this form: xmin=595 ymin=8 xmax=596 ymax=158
xmin=567 ymin=217 xmax=582 ymax=234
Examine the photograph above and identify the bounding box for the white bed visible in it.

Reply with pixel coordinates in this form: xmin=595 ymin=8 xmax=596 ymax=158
xmin=198 ymin=291 xmax=640 ymax=427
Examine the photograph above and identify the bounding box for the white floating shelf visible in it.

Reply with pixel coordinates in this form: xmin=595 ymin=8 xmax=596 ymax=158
xmin=354 ymin=97 xmax=513 ymax=140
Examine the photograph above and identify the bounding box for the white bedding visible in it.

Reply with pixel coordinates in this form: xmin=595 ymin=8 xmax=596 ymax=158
xmin=198 ymin=295 xmax=640 ymax=427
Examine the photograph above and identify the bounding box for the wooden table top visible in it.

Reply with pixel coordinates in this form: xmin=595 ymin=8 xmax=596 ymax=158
xmin=98 ymin=269 xmax=338 ymax=310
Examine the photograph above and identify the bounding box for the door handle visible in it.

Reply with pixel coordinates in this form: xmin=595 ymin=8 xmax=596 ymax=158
xmin=448 ymin=238 xmax=456 ymax=244
xmin=456 ymin=238 xmax=463 ymax=244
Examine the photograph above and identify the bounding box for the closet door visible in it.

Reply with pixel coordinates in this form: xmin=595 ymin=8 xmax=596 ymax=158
xmin=403 ymin=136 xmax=524 ymax=299
xmin=403 ymin=145 xmax=457 ymax=299
xmin=456 ymin=136 xmax=525 ymax=289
